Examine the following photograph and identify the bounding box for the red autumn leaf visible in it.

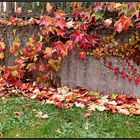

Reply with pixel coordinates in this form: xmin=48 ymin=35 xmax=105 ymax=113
xmin=80 ymin=9 xmax=91 ymax=21
xmin=135 ymin=77 xmax=140 ymax=85
xmin=121 ymin=70 xmax=127 ymax=79
xmin=70 ymin=30 xmax=84 ymax=44
xmin=114 ymin=16 xmax=133 ymax=32
xmin=9 ymin=16 xmax=16 ymax=23
xmin=40 ymin=16 xmax=52 ymax=27
xmin=72 ymin=2 xmax=82 ymax=8
xmin=132 ymin=68 xmax=137 ymax=74
xmin=93 ymin=2 xmax=103 ymax=12
xmin=70 ymin=30 xmax=94 ymax=50
xmin=121 ymin=16 xmax=133 ymax=30
xmin=106 ymin=104 xmax=117 ymax=110
xmin=46 ymin=2 xmax=53 ymax=13
xmin=54 ymin=10 xmax=66 ymax=19
xmin=54 ymin=97 xmax=60 ymax=102
xmin=53 ymin=19 xmax=66 ymax=30
xmin=79 ymin=52 xmax=87 ymax=59
xmin=55 ymin=28 xmax=65 ymax=36
xmin=65 ymin=40 xmax=75 ymax=52
xmin=128 ymin=77 xmax=133 ymax=82
xmin=57 ymin=102 xmax=63 ymax=108
xmin=81 ymin=24 xmax=88 ymax=31
xmin=114 ymin=67 xmax=119 ymax=74
xmin=52 ymin=41 xmax=65 ymax=55
xmin=38 ymin=64 xmax=45 ymax=72
xmin=90 ymin=33 xmax=100 ymax=47
xmin=36 ymin=41 xmax=42 ymax=52
xmin=72 ymin=8 xmax=82 ymax=19
xmin=14 ymin=80 xmax=23 ymax=87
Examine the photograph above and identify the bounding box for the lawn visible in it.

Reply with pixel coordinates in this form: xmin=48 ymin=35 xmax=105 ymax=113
xmin=0 ymin=96 xmax=140 ymax=138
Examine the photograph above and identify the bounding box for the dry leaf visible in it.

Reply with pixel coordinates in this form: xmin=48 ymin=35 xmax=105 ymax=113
xmin=1 ymin=97 xmax=7 ymax=104
xmin=88 ymin=103 xmax=97 ymax=111
xmin=36 ymin=111 xmax=49 ymax=119
xmin=84 ymin=126 xmax=89 ymax=130
xmin=118 ymin=109 xmax=130 ymax=115
xmin=96 ymin=105 xmax=106 ymax=111
xmin=0 ymin=132 xmax=3 ymax=138
xmin=33 ymin=89 xmax=40 ymax=94
xmin=56 ymin=128 xmax=62 ymax=134
xmin=30 ymin=94 xmax=37 ymax=99
xmin=75 ymin=102 xmax=85 ymax=108
xmin=0 ymin=52 xmax=4 ymax=59
xmin=84 ymin=111 xmax=92 ymax=118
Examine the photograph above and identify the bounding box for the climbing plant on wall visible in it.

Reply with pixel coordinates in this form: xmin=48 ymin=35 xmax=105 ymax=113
xmin=0 ymin=2 xmax=139 ymax=90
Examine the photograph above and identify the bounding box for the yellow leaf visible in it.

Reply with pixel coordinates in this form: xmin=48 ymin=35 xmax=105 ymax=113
xmin=44 ymin=47 xmax=53 ymax=58
xmin=61 ymin=49 xmax=68 ymax=58
xmin=0 ymin=42 xmax=5 ymax=50
xmin=0 ymin=52 xmax=4 ymax=59
xmin=48 ymin=59 xmax=61 ymax=71
xmin=11 ymin=70 xmax=18 ymax=77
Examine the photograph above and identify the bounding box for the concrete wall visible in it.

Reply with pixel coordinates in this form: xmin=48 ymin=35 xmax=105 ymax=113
xmin=1 ymin=26 xmax=140 ymax=96
xmin=59 ymin=51 xmax=140 ymax=97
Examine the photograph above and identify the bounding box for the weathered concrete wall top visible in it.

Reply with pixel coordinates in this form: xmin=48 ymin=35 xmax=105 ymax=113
xmin=59 ymin=51 xmax=140 ymax=97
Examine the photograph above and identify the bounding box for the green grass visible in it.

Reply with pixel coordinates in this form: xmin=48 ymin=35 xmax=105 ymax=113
xmin=0 ymin=96 xmax=140 ymax=138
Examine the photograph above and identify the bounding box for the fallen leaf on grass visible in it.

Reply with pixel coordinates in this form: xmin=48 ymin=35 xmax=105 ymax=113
xmin=56 ymin=128 xmax=62 ymax=134
xmin=130 ymin=108 xmax=140 ymax=115
xmin=106 ymin=104 xmax=117 ymax=111
xmin=36 ymin=111 xmax=49 ymax=119
xmin=96 ymin=105 xmax=106 ymax=111
xmin=84 ymin=111 xmax=92 ymax=118
xmin=33 ymin=89 xmax=40 ymax=94
xmin=1 ymin=97 xmax=8 ymax=104
xmin=75 ymin=102 xmax=85 ymax=108
xmin=14 ymin=112 xmax=23 ymax=116
xmin=30 ymin=94 xmax=37 ymax=99
xmin=84 ymin=126 xmax=89 ymax=130
xmin=88 ymin=103 xmax=97 ymax=111
xmin=118 ymin=109 xmax=130 ymax=115
xmin=0 ymin=132 xmax=3 ymax=138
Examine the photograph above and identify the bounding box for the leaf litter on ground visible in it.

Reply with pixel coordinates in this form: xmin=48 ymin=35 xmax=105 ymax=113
xmin=0 ymin=83 xmax=140 ymax=117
